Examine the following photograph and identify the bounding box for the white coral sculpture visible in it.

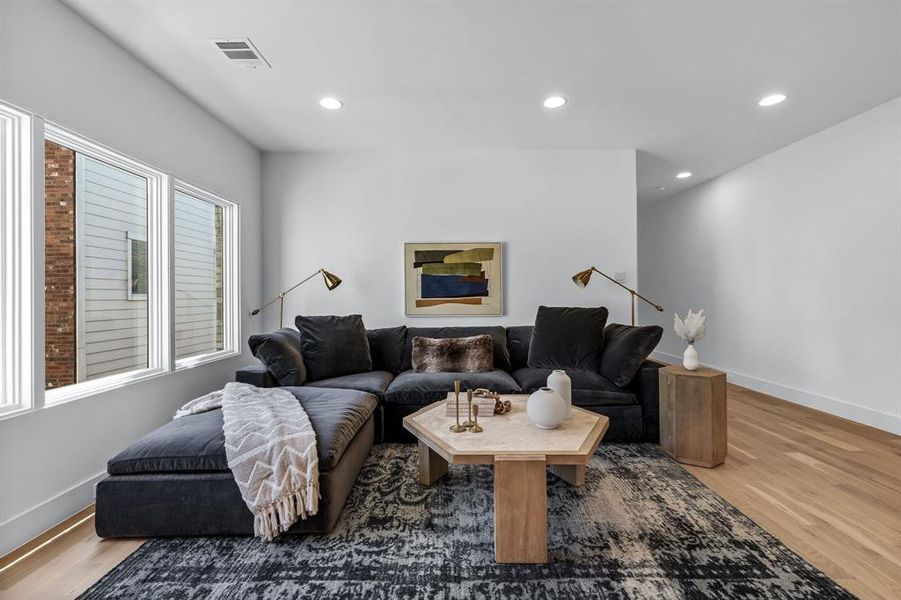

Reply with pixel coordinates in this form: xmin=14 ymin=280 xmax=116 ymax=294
xmin=674 ymin=309 xmax=707 ymax=345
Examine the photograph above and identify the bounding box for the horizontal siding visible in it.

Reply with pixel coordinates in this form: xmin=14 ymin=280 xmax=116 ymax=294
xmin=174 ymin=191 xmax=222 ymax=360
xmin=79 ymin=155 xmax=148 ymax=380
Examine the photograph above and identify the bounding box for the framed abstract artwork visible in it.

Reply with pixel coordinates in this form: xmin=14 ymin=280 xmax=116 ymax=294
xmin=404 ymin=242 xmax=503 ymax=316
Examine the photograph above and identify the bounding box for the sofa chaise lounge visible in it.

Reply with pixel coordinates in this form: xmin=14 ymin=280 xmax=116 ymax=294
xmin=95 ymin=387 xmax=376 ymax=537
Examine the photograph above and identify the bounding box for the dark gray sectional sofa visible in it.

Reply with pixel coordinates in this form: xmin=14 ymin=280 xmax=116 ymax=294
xmin=236 ymin=325 xmax=664 ymax=444
xmin=95 ymin=322 xmax=662 ymax=538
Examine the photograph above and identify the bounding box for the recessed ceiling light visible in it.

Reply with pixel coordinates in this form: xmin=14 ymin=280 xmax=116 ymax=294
xmin=319 ymin=97 xmax=343 ymax=110
xmin=543 ymin=96 xmax=567 ymax=109
xmin=676 ymin=172 xmax=692 ymax=179
xmin=656 ymin=186 xmax=666 ymax=191
xmin=758 ymin=93 xmax=786 ymax=107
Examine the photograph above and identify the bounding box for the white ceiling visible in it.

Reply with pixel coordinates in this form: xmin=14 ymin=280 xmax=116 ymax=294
xmin=64 ymin=0 xmax=901 ymax=203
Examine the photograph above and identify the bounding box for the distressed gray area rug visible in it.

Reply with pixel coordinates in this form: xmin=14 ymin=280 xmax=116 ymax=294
xmin=80 ymin=444 xmax=852 ymax=599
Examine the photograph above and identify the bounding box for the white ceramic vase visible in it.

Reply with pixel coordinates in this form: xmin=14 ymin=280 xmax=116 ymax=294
xmin=547 ymin=369 xmax=572 ymax=419
xmin=683 ymin=344 xmax=699 ymax=371
xmin=527 ymin=387 xmax=567 ymax=429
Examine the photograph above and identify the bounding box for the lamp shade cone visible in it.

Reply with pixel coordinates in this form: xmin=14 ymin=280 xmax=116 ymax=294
xmin=321 ymin=269 xmax=342 ymax=291
xmin=572 ymin=268 xmax=593 ymax=288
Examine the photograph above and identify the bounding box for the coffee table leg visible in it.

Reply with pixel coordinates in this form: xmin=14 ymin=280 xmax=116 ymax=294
xmin=493 ymin=455 xmax=547 ymax=563
xmin=418 ymin=440 xmax=448 ymax=485
xmin=548 ymin=464 xmax=586 ymax=487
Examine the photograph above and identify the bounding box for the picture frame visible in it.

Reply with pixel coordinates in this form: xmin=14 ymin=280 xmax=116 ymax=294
xmin=404 ymin=242 xmax=503 ymax=316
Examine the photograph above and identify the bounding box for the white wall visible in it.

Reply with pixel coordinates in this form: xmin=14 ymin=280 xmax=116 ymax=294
xmin=262 ymin=150 xmax=637 ymax=331
xmin=638 ymin=97 xmax=901 ymax=434
xmin=0 ymin=0 xmax=262 ymax=554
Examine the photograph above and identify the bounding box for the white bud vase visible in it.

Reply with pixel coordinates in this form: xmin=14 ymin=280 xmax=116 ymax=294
xmin=683 ymin=344 xmax=699 ymax=371
xmin=547 ymin=369 xmax=572 ymax=419
xmin=526 ymin=387 xmax=567 ymax=429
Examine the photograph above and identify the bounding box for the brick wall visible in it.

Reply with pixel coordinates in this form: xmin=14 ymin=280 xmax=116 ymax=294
xmin=44 ymin=141 xmax=77 ymax=389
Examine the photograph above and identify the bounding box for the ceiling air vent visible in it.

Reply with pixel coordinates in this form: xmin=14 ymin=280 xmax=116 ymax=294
xmin=211 ymin=39 xmax=270 ymax=69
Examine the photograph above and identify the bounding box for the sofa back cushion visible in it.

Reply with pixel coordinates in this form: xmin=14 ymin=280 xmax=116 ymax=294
xmin=600 ymin=323 xmax=663 ymax=387
xmin=248 ymin=327 xmax=306 ymax=386
xmin=411 ymin=335 xmax=494 ymax=373
xmin=506 ymin=325 xmax=533 ymax=370
xmin=295 ymin=314 xmax=372 ymax=381
xmin=527 ymin=305 xmax=609 ymax=372
xmin=401 ymin=326 xmax=511 ymax=372
xmin=366 ymin=326 xmax=406 ymax=374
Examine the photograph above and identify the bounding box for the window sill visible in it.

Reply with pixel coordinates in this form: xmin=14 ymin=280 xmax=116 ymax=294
xmin=1 ymin=349 xmax=241 ymax=420
xmin=175 ymin=349 xmax=240 ymax=371
xmin=0 ymin=405 xmax=32 ymax=422
xmin=44 ymin=367 xmax=170 ymax=407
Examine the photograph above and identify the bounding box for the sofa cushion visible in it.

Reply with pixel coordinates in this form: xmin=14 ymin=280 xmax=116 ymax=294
xmin=385 ymin=369 xmax=521 ymax=405
xmin=366 ymin=326 xmax=406 ymax=374
xmin=411 ymin=335 xmax=493 ymax=373
xmin=303 ymin=370 xmax=394 ymax=399
xmin=527 ymin=305 xmax=608 ymax=372
xmin=601 ymin=323 xmax=663 ymax=387
xmin=107 ymin=409 xmax=229 ymax=475
xmin=506 ymin=325 xmax=533 ymax=371
xmin=107 ymin=387 xmax=377 ymax=475
xmin=401 ymin=327 xmax=511 ymax=372
xmin=247 ymin=327 xmax=306 ymax=386
xmin=295 ymin=314 xmax=372 ymax=380
xmin=512 ymin=368 xmax=638 ymax=407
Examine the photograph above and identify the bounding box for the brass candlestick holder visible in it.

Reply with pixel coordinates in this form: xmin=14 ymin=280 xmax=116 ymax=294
xmin=470 ymin=404 xmax=483 ymax=433
xmin=462 ymin=388 xmax=476 ymax=428
xmin=449 ymin=379 xmax=466 ymax=433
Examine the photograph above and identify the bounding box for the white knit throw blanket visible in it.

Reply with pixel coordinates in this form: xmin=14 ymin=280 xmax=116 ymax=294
xmin=175 ymin=382 xmax=319 ymax=540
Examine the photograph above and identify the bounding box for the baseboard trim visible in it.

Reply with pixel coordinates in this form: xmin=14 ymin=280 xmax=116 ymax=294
xmin=0 ymin=470 xmax=105 ymax=557
xmin=652 ymin=351 xmax=900 ymax=435
xmin=0 ymin=504 xmax=95 ymax=572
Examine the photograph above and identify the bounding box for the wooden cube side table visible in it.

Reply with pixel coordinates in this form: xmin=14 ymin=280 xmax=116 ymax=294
xmin=659 ymin=365 xmax=727 ymax=467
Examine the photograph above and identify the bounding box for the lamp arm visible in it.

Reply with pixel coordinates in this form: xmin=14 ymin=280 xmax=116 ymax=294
xmin=250 ymin=269 xmax=322 ymax=316
xmin=590 ymin=267 xmax=663 ymax=312
xmin=279 ymin=269 xmax=322 ymax=297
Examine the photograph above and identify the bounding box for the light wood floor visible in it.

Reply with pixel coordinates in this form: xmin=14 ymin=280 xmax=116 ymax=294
xmin=1 ymin=383 xmax=898 ymax=599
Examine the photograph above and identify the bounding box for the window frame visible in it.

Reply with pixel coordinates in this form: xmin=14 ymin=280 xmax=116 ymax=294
xmin=0 ymin=101 xmax=39 ymax=417
xmin=126 ymin=231 xmax=149 ymax=301
xmin=43 ymin=123 xmax=172 ymax=407
xmin=173 ymin=179 xmax=240 ymax=370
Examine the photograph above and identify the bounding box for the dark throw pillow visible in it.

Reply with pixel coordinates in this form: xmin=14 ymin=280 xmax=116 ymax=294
xmin=506 ymin=325 xmax=534 ymax=371
xmin=411 ymin=335 xmax=494 ymax=373
xmin=295 ymin=314 xmax=372 ymax=381
xmin=248 ymin=327 xmax=307 ymax=386
xmin=366 ymin=326 xmax=407 ymax=374
xmin=527 ymin=305 xmax=609 ymax=372
xmin=600 ymin=323 xmax=663 ymax=387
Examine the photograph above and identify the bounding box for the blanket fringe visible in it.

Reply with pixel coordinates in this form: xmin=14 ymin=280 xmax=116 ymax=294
xmin=254 ymin=479 xmax=321 ymax=541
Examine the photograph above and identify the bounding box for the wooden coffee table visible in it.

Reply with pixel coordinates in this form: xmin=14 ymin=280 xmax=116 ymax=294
xmin=402 ymin=394 xmax=609 ymax=563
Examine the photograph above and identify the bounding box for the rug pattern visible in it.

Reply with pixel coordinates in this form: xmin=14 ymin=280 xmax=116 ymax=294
xmin=80 ymin=444 xmax=853 ymax=599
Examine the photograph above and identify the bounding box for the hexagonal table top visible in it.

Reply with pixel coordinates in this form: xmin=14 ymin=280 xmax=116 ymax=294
xmin=403 ymin=394 xmax=609 ymax=466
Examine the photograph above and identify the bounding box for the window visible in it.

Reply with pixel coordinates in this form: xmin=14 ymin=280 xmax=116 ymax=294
xmin=1 ymin=101 xmax=240 ymax=416
xmin=44 ymin=124 xmax=169 ymax=402
xmin=174 ymin=182 xmax=238 ymax=366
xmin=0 ymin=101 xmax=36 ymax=416
xmin=127 ymin=232 xmax=148 ymax=299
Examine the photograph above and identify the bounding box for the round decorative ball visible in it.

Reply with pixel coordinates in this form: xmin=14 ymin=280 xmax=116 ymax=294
xmin=526 ymin=387 xmax=567 ymax=429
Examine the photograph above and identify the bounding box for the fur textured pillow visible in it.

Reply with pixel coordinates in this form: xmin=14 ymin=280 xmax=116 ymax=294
xmin=411 ymin=335 xmax=494 ymax=373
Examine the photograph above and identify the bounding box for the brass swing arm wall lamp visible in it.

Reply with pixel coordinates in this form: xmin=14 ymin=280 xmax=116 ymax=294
xmin=572 ymin=266 xmax=662 ymax=326
xmin=250 ymin=268 xmax=342 ymax=327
